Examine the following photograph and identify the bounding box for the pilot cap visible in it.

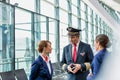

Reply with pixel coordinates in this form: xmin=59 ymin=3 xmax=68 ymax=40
xmin=67 ymin=27 xmax=81 ymax=36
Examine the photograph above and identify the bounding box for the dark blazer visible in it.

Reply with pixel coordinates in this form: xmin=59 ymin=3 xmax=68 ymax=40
xmin=87 ymin=48 xmax=109 ymax=80
xmin=29 ymin=55 xmax=53 ymax=80
xmin=61 ymin=41 xmax=94 ymax=80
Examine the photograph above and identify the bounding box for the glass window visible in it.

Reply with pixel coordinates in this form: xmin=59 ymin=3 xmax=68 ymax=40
xmin=49 ymin=19 xmax=58 ymax=62
xmin=34 ymin=15 xmax=47 ymax=42
xmin=60 ymin=9 xmax=68 ymax=24
xmin=10 ymin=0 xmax=35 ymax=11
xmin=15 ymin=30 xmax=31 ymax=57
xmin=15 ymin=8 xmax=32 ymax=75
xmin=0 ymin=3 xmax=14 ymax=72
xmin=40 ymin=33 xmax=46 ymax=40
xmin=81 ymin=1 xmax=85 ymax=12
xmin=59 ymin=0 xmax=68 ymax=11
xmin=60 ymin=23 xmax=68 ymax=48
xmin=88 ymin=15 xmax=91 ymax=23
xmin=15 ymin=8 xmax=31 ymax=26
xmin=88 ymin=7 xmax=91 ymax=16
xmin=41 ymin=0 xmax=54 ymax=18
xmin=71 ymin=0 xmax=77 ymax=6
xmin=41 ymin=17 xmax=47 ymax=33
xmin=88 ymin=23 xmax=92 ymax=45
xmin=72 ymin=15 xmax=77 ymax=27
xmin=72 ymin=5 xmax=77 ymax=16
xmin=49 ymin=35 xmax=56 ymax=63
xmin=81 ymin=20 xmax=86 ymax=41
xmin=0 ymin=28 xmax=1 ymax=52
xmin=81 ymin=11 xmax=85 ymax=20
xmin=49 ymin=19 xmax=55 ymax=34
xmin=46 ymin=0 xmax=54 ymax=4
xmin=81 ymin=20 xmax=86 ymax=30
xmin=59 ymin=22 xmax=69 ymax=61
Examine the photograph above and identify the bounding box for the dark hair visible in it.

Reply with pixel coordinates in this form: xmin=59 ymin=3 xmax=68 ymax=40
xmin=95 ymin=34 xmax=109 ymax=48
xmin=38 ymin=40 xmax=51 ymax=53
xmin=68 ymin=32 xmax=80 ymax=36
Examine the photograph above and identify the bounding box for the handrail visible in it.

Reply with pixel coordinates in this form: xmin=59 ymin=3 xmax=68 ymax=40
xmin=0 ymin=57 xmax=32 ymax=65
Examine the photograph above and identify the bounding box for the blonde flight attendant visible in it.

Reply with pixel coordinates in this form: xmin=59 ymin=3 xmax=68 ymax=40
xmin=29 ymin=40 xmax=53 ymax=80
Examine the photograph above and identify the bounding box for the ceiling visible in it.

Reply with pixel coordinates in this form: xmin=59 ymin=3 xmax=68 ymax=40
xmin=99 ymin=0 xmax=120 ymax=12
xmin=114 ymin=0 xmax=120 ymax=4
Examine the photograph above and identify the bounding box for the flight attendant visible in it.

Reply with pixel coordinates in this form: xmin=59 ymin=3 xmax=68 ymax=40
xmin=29 ymin=40 xmax=53 ymax=80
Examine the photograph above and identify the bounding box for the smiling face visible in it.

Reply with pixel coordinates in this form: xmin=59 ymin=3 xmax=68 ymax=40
xmin=69 ymin=35 xmax=80 ymax=45
xmin=38 ymin=40 xmax=52 ymax=54
xmin=44 ymin=42 xmax=52 ymax=54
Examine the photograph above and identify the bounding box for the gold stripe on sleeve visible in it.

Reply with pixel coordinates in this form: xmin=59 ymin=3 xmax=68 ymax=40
xmin=84 ymin=62 xmax=91 ymax=71
xmin=62 ymin=64 xmax=67 ymax=70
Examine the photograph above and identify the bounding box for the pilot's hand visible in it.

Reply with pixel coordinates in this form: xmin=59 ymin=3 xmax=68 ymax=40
xmin=72 ymin=64 xmax=81 ymax=74
xmin=67 ymin=63 xmax=75 ymax=73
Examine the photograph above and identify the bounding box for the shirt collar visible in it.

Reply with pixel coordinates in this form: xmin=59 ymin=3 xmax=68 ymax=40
xmin=40 ymin=54 xmax=49 ymax=62
xmin=72 ymin=41 xmax=80 ymax=47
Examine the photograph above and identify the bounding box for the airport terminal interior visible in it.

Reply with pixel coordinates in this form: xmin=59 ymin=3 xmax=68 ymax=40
xmin=0 ymin=0 xmax=120 ymax=80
